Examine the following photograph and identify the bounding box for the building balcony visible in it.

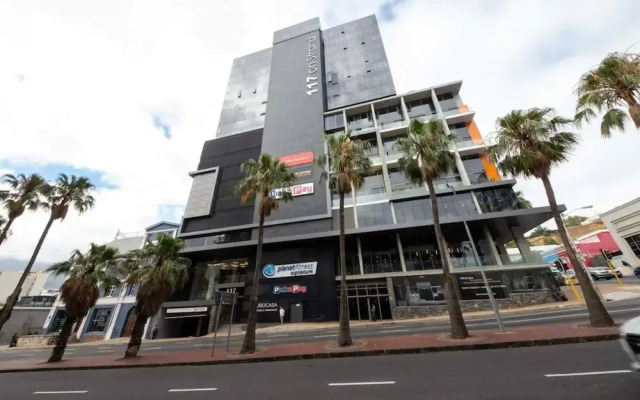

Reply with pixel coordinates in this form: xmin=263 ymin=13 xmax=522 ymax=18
xmin=445 ymin=105 xmax=476 ymax=124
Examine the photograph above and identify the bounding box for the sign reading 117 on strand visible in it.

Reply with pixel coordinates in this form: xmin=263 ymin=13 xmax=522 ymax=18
xmin=306 ymin=35 xmax=318 ymax=96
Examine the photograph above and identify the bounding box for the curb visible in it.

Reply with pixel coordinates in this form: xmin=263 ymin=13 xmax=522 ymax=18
xmin=0 ymin=333 xmax=619 ymax=374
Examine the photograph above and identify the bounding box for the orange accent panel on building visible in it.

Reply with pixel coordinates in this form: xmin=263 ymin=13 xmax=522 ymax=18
xmin=465 ymin=119 xmax=501 ymax=181
xmin=458 ymin=104 xmax=470 ymax=113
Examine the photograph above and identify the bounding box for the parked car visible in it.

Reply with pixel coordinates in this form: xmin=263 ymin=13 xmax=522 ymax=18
xmin=587 ymin=266 xmax=614 ymax=280
xmin=619 ymin=315 xmax=640 ymax=371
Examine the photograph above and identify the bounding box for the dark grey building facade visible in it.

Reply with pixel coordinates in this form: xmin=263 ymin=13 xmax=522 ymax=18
xmin=163 ymin=15 xmax=562 ymax=338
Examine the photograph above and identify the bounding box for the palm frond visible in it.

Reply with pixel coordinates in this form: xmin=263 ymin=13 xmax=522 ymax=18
xmin=490 ymin=107 xmax=578 ymax=179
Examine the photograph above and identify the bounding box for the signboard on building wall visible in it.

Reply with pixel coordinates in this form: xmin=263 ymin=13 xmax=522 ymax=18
xmin=273 ymin=284 xmax=307 ymax=295
xmin=280 ymin=151 xmax=314 ymax=167
xmin=263 ymin=261 xmax=318 ymax=279
xmin=455 ymin=273 xmax=508 ymax=300
xmin=166 ymin=306 xmax=208 ymax=314
xmin=294 ymin=170 xmax=312 ymax=178
xmin=257 ymin=302 xmax=278 ymax=312
xmin=270 ymin=183 xmax=314 ymax=199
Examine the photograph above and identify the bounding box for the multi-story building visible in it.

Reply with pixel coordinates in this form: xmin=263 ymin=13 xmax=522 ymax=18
xmin=601 ymin=198 xmax=640 ymax=269
xmin=166 ymin=15 xmax=562 ymax=337
xmin=43 ymin=222 xmax=180 ymax=341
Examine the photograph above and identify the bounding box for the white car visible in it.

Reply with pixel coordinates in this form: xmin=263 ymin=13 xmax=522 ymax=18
xmin=620 ymin=316 xmax=640 ymax=371
xmin=562 ymin=270 xmax=579 ymax=285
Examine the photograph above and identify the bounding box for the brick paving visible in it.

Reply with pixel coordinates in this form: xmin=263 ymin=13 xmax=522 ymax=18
xmin=0 ymin=323 xmax=620 ymax=373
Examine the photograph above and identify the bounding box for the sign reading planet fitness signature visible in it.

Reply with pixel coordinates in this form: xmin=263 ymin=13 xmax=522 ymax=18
xmin=263 ymin=261 xmax=318 ymax=279
xmin=273 ymin=284 xmax=307 ymax=295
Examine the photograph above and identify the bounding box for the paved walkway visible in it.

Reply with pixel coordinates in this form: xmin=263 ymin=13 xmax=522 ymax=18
xmin=0 ymin=323 xmax=621 ymax=373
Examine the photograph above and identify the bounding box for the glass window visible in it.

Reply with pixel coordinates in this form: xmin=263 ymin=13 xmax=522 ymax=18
xmin=325 ymin=112 xmax=344 ymax=132
xmin=357 ymin=203 xmax=394 ymax=227
xmin=335 ymin=237 xmax=360 ymax=276
xmin=361 ymin=234 xmax=402 ymax=274
xmin=394 ymin=199 xmax=431 ymax=223
xmin=406 ymin=98 xmax=435 ymax=118
xmin=448 ymin=122 xmax=471 ymax=141
xmin=215 ymin=259 xmax=249 ymax=284
xmin=375 ymin=105 xmax=404 ymax=129
xmin=437 ymin=92 xmax=457 ymax=112
xmin=393 ymin=276 xmax=445 ymax=305
xmin=355 ymin=172 xmax=386 ymax=203
xmin=87 ymin=308 xmax=112 ymax=332
xmin=506 ymin=270 xmax=551 ymax=292
xmin=474 ymin=188 xmax=520 ymax=213
xmin=624 ymin=234 xmax=640 ymax=258
xmin=347 ymin=112 xmax=374 ymax=131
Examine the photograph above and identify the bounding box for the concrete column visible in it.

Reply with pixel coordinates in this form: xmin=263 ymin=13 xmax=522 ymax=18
xmin=75 ymin=312 xmax=89 ymax=340
xmin=484 ymin=225 xmax=503 ymax=266
xmin=389 ymin=202 xmax=397 ymax=223
xmin=42 ymin=294 xmax=62 ymax=332
xmin=205 ymin=264 xmax=219 ymax=300
xmin=399 ymin=96 xmax=410 ymax=122
xmin=431 ymin=89 xmax=443 ymax=118
xmin=510 ymin=225 xmax=535 ymax=262
xmin=396 ymin=233 xmax=407 ymax=272
xmin=351 ymin=182 xmax=359 ymax=228
xmin=357 ymin=237 xmax=365 ymax=275
xmin=386 ymin=277 xmax=397 ymax=319
xmin=105 ymin=282 xmax=128 ymax=340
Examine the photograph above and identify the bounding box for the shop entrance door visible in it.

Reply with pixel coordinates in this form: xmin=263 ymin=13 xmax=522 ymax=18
xmin=290 ymin=303 xmax=303 ymax=323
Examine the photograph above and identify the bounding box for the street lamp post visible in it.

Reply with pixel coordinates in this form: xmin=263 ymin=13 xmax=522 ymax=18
xmin=561 ymin=206 xmax=605 ymax=303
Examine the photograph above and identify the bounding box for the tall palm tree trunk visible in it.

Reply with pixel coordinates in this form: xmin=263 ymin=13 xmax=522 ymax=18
xmin=0 ymin=216 xmax=55 ymax=332
xmin=0 ymin=217 xmax=15 ymax=247
xmin=540 ymin=174 xmax=614 ymax=327
xmin=337 ymin=190 xmax=353 ymax=346
xmin=47 ymin=316 xmax=77 ymax=362
xmin=628 ymin=100 xmax=640 ymax=128
xmin=427 ymin=179 xmax=469 ymax=339
xmin=240 ymin=213 xmax=265 ymax=354
xmin=124 ymin=309 xmax=149 ymax=358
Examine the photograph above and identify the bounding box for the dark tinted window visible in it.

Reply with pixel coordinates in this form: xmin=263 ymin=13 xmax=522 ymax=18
xmin=357 ymin=203 xmax=394 ymax=227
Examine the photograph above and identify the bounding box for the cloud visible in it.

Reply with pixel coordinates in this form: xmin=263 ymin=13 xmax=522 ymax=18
xmin=0 ymin=0 xmax=638 ymax=263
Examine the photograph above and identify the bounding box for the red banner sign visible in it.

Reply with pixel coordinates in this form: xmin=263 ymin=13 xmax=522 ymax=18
xmin=280 ymin=151 xmax=314 ymax=167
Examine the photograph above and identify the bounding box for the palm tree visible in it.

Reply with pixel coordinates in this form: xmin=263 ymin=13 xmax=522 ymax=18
xmin=315 ymin=132 xmax=371 ymax=346
xmin=45 ymin=244 xmax=120 ymax=362
xmin=0 ymin=174 xmax=95 ymax=333
xmin=122 ymin=234 xmax=190 ymax=358
xmin=575 ymin=52 xmax=640 ymax=137
xmin=0 ymin=173 xmax=47 ymax=247
xmin=515 ymin=191 xmax=532 ymax=209
xmin=235 ymin=154 xmax=295 ymax=354
xmin=396 ymin=119 xmax=469 ymax=339
xmin=489 ymin=107 xmax=614 ymax=327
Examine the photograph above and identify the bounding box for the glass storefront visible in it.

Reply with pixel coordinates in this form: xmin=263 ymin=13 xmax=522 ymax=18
xmin=343 ymin=281 xmax=392 ymax=320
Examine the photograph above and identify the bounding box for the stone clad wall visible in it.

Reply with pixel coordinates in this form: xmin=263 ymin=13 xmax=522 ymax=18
xmin=392 ymin=291 xmax=555 ymax=320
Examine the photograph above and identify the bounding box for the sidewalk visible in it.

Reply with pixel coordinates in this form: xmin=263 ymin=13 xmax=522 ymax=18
xmin=0 ymin=323 xmax=621 ymax=373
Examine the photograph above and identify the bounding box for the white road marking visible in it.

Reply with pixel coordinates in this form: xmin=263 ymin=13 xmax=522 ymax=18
xmin=605 ymin=291 xmax=640 ymax=301
xmin=144 ymin=347 xmax=163 ymax=350
xmin=379 ymin=329 xmax=410 ymax=334
xmin=267 ymin=334 xmax=289 ymax=337
xmin=313 ymin=334 xmax=336 ymax=338
xmin=256 ymin=339 xmax=272 ymax=343
xmin=33 ymin=390 xmax=88 ymax=394
xmin=96 ymin=350 xmax=113 ymax=353
xmin=545 ymin=370 xmax=632 ymax=377
xmin=467 ymin=307 xmax=640 ymax=327
xmin=328 ymin=381 xmax=395 ymax=386
xmin=191 ymin=344 xmax=209 ymax=347
xmin=97 ymin=347 xmax=111 ymax=350
xmin=168 ymin=388 xmax=218 ymax=392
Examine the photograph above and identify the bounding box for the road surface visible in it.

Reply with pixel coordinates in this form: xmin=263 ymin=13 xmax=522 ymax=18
xmin=1 ymin=296 xmax=639 ymax=361
xmin=1 ymin=341 xmax=638 ymax=399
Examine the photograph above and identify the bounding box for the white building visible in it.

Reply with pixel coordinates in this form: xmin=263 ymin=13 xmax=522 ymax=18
xmin=0 ymin=270 xmax=51 ymax=305
xmin=42 ymin=222 xmax=180 ymax=341
xmin=601 ymin=197 xmax=640 ymax=267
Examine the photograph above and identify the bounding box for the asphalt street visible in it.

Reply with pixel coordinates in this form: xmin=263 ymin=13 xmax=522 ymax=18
xmin=1 ymin=294 xmax=639 ymax=361
xmin=1 ymin=341 xmax=638 ymax=399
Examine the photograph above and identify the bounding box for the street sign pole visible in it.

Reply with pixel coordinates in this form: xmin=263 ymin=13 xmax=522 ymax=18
xmin=226 ymin=294 xmax=237 ymax=352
